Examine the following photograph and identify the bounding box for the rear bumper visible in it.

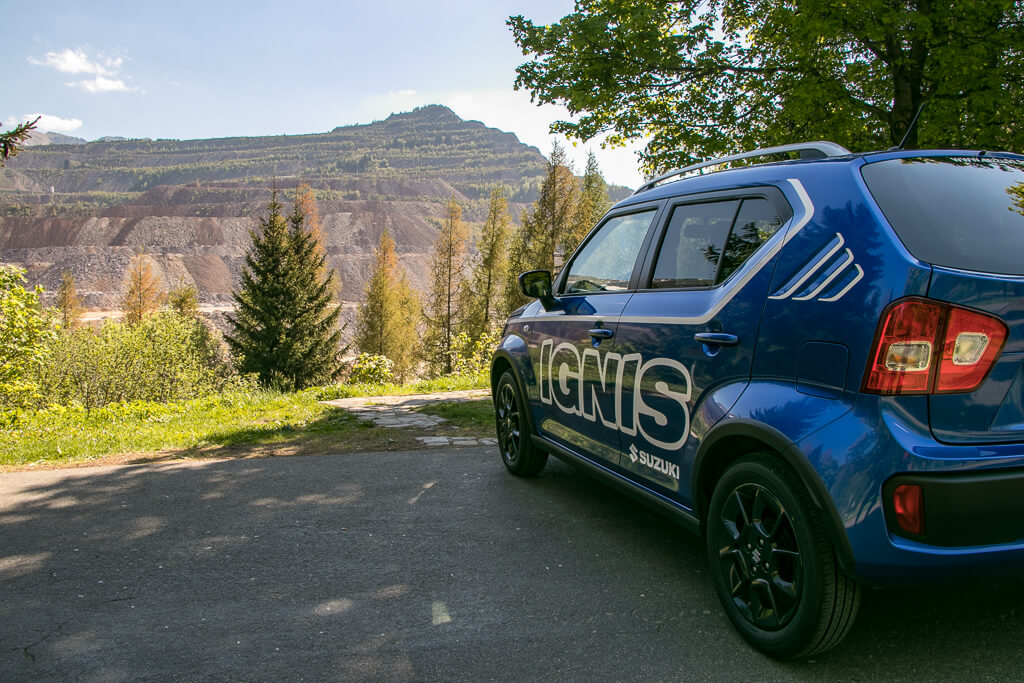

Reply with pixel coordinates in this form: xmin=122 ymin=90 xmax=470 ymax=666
xmin=794 ymin=397 xmax=1024 ymax=585
xmin=883 ymin=469 xmax=1024 ymax=547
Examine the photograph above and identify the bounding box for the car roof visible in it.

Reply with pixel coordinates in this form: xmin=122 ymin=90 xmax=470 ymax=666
xmin=617 ymin=145 xmax=1024 ymax=210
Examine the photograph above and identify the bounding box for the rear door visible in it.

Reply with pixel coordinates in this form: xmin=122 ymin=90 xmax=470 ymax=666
xmin=612 ymin=191 xmax=790 ymax=504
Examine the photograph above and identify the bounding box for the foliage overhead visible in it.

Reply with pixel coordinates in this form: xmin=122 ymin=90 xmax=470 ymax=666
xmin=510 ymin=1 xmax=1024 ymax=172
xmin=226 ymin=191 xmax=343 ymax=390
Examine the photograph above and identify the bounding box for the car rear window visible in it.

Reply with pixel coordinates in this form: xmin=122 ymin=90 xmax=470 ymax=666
xmin=861 ymin=156 xmax=1024 ymax=275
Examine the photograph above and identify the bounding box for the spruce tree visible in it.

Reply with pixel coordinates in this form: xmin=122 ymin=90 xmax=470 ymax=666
xmin=466 ymin=187 xmax=511 ymax=339
xmin=354 ymin=229 xmax=419 ymax=382
xmin=226 ymin=190 xmax=343 ymax=390
xmin=421 ymin=196 xmax=472 ymax=376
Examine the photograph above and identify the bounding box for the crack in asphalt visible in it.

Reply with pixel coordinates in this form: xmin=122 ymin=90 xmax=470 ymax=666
xmin=21 ymin=620 xmax=68 ymax=664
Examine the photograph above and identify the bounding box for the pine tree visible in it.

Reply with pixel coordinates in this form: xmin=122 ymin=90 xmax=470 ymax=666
xmin=226 ymin=190 xmax=343 ymax=390
xmin=353 ymin=229 xmax=419 ymax=382
xmin=55 ymin=269 xmax=84 ymax=330
xmin=466 ymin=186 xmax=511 ymax=339
xmin=122 ymin=248 xmax=166 ymax=325
xmin=421 ymin=196 xmax=473 ymax=376
xmin=562 ymin=151 xmax=611 ymax=257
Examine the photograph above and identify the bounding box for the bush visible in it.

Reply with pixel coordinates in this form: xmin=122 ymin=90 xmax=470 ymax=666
xmin=32 ymin=311 xmax=249 ymax=410
xmin=0 ymin=266 xmax=56 ymax=412
xmin=348 ymin=353 xmax=395 ymax=385
xmin=451 ymin=329 xmax=501 ymax=379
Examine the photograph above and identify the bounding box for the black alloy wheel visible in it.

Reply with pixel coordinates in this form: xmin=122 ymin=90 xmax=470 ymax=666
xmin=494 ymin=370 xmax=547 ymax=476
xmin=707 ymin=454 xmax=861 ymax=658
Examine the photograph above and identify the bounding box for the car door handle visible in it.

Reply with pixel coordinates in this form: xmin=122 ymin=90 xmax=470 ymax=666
xmin=694 ymin=332 xmax=739 ymax=346
xmin=588 ymin=328 xmax=614 ymax=339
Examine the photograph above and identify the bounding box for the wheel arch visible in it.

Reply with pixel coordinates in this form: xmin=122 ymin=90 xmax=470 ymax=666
xmin=694 ymin=419 xmax=855 ymax=574
xmin=490 ymin=350 xmax=538 ymax=437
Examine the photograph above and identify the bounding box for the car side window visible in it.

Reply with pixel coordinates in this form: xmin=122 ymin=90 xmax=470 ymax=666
xmin=649 ymin=197 xmax=783 ymax=288
xmin=716 ymin=198 xmax=784 ymax=282
xmin=563 ymin=210 xmax=656 ymax=294
xmin=651 ymin=201 xmax=739 ymax=288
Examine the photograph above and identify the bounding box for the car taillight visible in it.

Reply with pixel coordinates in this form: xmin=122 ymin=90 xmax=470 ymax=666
xmin=862 ymin=298 xmax=1007 ymax=395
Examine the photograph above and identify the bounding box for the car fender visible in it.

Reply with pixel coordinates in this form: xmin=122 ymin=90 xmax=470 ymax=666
xmin=693 ymin=381 xmax=856 ymax=573
xmin=491 ymin=331 xmax=537 ymax=432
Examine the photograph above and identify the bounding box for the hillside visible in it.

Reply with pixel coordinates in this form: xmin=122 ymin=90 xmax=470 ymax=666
xmin=1 ymin=105 xmax=622 ymax=317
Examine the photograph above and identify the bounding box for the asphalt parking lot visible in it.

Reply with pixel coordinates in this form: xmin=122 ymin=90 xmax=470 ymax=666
xmin=3 ymin=447 xmax=1024 ymax=681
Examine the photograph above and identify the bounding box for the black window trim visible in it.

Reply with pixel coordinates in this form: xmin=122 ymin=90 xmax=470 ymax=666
xmin=636 ymin=186 xmax=793 ymax=293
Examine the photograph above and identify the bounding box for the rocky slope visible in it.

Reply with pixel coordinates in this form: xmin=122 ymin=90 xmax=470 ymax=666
xmin=0 ymin=105 xmax=565 ymax=311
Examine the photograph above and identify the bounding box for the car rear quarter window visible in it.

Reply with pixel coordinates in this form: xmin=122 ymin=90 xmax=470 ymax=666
xmin=861 ymin=157 xmax=1024 ymax=275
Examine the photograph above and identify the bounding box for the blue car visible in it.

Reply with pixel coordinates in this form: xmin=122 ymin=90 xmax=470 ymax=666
xmin=490 ymin=142 xmax=1024 ymax=658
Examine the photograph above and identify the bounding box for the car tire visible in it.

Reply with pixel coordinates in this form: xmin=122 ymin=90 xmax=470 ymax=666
xmin=495 ymin=369 xmax=548 ymax=476
xmin=706 ymin=453 xmax=861 ymax=658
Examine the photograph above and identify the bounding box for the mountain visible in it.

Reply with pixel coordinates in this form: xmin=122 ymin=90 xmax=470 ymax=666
xmin=23 ymin=131 xmax=88 ymax=147
xmin=0 ymin=105 xmax=633 ymax=323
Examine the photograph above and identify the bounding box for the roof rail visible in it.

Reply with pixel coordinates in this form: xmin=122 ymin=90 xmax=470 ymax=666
xmin=633 ymin=141 xmax=851 ymax=195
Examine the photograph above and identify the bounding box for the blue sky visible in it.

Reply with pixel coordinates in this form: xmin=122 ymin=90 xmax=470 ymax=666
xmin=4 ymin=0 xmax=646 ymax=188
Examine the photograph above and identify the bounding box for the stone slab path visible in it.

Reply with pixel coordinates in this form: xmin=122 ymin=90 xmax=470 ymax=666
xmin=321 ymin=389 xmax=497 ymax=448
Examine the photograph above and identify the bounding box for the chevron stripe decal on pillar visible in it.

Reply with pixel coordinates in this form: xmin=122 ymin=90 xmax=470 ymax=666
xmin=769 ymin=233 xmax=864 ymax=303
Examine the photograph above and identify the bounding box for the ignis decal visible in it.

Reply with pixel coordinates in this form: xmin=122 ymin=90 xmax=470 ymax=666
xmin=538 ymin=338 xmax=692 ymax=451
xmin=628 ymin=443 xmax=681 ymax=480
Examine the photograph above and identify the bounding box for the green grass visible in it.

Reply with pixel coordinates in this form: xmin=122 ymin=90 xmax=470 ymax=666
xmin=307 ymin=372 xmax=489 ymax=400
xmin=414 ymin=398 xmax=494 ymax=431
xmin=0 ymin=375 xmax=493 ymax=469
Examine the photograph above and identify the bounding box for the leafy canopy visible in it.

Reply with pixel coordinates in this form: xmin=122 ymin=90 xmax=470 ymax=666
xmin=510 ymin=0 xmax=1024 ymax=172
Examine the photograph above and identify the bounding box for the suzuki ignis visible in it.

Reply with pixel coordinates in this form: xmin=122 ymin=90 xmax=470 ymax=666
xmin=491 ymin=142 xmax=1024 ymax=657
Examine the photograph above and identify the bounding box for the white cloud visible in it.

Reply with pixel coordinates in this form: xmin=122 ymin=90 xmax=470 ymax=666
xmin=4 ymin=113 xmax=84 ymax=134
xmin=29 ymin=48 xmax=138 ymax=94
xmin=30 ymin=48 xmax=112 ymax=75
xmin=73 ymin=76 xmax=133 ymax=93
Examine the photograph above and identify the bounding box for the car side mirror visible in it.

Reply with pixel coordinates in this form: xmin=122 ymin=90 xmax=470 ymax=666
xmin=518 ymin=270 xmax=560 ymax=311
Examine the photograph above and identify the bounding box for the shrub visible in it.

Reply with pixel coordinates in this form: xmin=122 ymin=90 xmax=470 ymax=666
xmin=33 ymin=311 xmax=248 ymax=410
xmin=451 ymin=329 xmax=502 ymax=379
xmin=0 ymin=266 xmax=56 ymax=412
xmin=348 ymin=353 xmax=395 ymax=385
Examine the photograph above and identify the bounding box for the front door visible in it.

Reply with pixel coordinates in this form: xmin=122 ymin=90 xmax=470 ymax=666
xmin=527 ymin=208 xmax=660 ymax=470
